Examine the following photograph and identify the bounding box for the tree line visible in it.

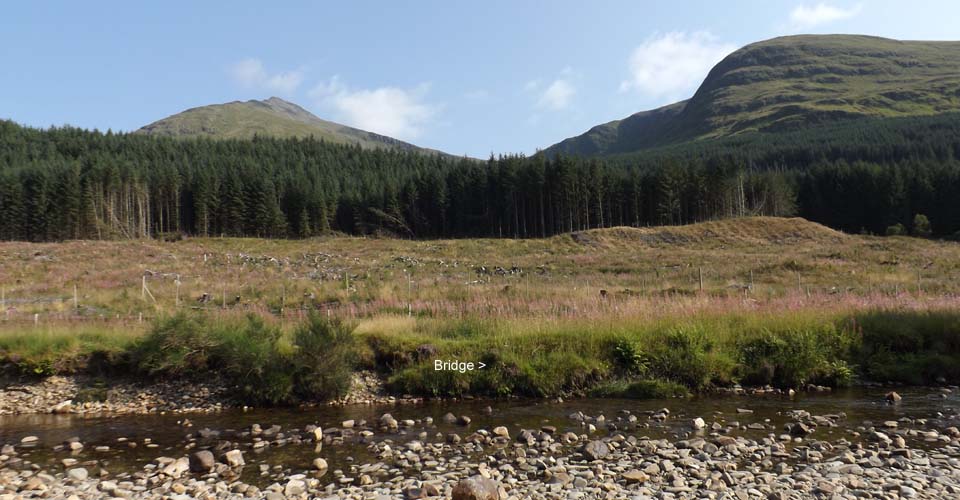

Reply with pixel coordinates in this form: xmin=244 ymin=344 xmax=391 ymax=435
xmin=1 ymin=113 xmax=959 ymax=241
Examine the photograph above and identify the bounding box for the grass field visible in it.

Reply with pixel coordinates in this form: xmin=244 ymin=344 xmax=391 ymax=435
xmin=3 ymin=217 xmax=960 ymax=400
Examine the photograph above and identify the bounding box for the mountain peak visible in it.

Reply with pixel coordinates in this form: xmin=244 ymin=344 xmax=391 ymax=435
xmin=137 ymin=97 xmax=451 ymax=156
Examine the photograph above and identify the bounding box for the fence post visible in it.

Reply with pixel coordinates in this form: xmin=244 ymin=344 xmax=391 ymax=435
xmin=74 ymin=284 xmax=79 ymax=310
xmin=698 ymin=267 xmax=704 ymax=293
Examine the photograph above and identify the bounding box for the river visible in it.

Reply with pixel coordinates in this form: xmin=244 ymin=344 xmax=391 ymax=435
xmin=2 ymin=386 xmax=956 ymax=487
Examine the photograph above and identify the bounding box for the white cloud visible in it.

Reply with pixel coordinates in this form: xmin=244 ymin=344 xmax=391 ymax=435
xmin=229 ymin=58 xmax=303 ymax=94
xmin=309 ymin=77 xmax=437 ymax=140
xmin=789 ymin=3 xmax=862 ymax=28
xmin=619 ymin=31 xmax=736 ymax=101
xmin=538 ymin=79 xmax=576 ymax=110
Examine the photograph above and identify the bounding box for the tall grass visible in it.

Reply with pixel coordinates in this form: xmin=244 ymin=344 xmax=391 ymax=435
xmin=359 ymin=308 xmax=958 ymax=397
xmin=2 ymin=306 xmax=959 ymax=403
xmin=0 ymin=324 xmax=142 ymax=375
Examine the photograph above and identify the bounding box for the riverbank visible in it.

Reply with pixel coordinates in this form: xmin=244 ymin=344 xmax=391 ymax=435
xmin=1 ymin=390 xmax=959 ymax=499
xmin=3 ymin=306 xmax=960 ymax=411
xmin=0 ymin=370 xmax=413 ymax=416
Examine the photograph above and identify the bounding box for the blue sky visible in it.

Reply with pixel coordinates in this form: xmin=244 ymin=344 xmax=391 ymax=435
xmin=3 ymin=1 xmax=959 ymax=157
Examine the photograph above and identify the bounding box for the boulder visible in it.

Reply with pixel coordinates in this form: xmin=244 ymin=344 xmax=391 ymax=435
xmin=312 ymin=457 xmax=329 ymax=471
xmin=189 ymin=450 xmax=215 ymax=472
xmin=885 ymin=391 xmax=902 ymax=403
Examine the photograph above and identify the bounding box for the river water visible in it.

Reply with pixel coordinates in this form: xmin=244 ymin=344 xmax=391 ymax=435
xmin=2 ymin=387 xmax=957 ymax=484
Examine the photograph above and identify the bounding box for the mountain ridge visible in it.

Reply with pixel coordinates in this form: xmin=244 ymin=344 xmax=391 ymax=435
xmin=545 ymin=34 xmax=960 ymax=157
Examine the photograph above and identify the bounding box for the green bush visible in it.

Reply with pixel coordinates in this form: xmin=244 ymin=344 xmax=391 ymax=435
xmin=912 ymin=213 xmax=932 ymax=237
xmin=131 ymin=313 xmax=356 ymax=405
xmin=291 ymin=315 xmax=356 ymax=401
xmin=735 ymin=325 xmax=854 ymax=388
xmin=647 ymin=327 xmax=724 ymax=389
xmin=132 ymin=314 xmax=217 ymax=377
xmin=885 ymin=223 xmax=906 ymax=236
xmin=216 ymin=315 xmax=292 ymax=405
xmin=611 ymin=338 xmax=648 ymax=376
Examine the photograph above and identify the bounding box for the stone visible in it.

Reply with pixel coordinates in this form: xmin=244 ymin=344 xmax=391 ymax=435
xmin=51 ymin=400 xmax=73 ymax=414
xmin=20 ymin=436 xmax=39 ymax=444
xmin=313 ymin=458 xmax=329 ymax=471
xmin=443 ymin=412 xmax=458 ymax=424
xmin=885 ymin=391 xmax=902 ymax=403
xmin=622 ymin=470 xmax=649 ymax=483
xmin=451 ymin=475 xmax=501 ymax=500
xmin=492 ymin=426 xmax=510 ymax=438
xmin=342 ymin=419 xmax=355 ymax=428
xmin=582 ymin=440 xmax=610 ymax=460
xmin=224 ymin=449 xmax=245 ymax=467
xmin=162 ymin=457 xmax=190 ymax=477
xmin=189 ymin=450 xmax=216 ymax=472
xmin=692 ymin=417 xmax=706 ymax=430
xmin=66 ymin=468 xmax=88 ymax=481
xmin=457 ymin=415 xmax=472 ymax=426
xmin=284 ymin=478 xmax=306 ymax=496
xmin=313 ymin=426 xmax=324 ymax=441
xmin=788 ymin=422 xmax=813 ymax=437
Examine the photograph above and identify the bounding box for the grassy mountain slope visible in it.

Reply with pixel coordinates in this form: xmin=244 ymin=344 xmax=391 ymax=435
xmin=546 ymin=35 xmax=960 ymax=157
xmin=138 ymin=97 xmax=448 ymax=155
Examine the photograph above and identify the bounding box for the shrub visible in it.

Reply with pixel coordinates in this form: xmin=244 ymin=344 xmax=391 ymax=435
xmin=291 ymin=315 xmax=356 ymax=401
xmin=216 ymin=315 xmax=292 ymax=405
xmin=736 ymin=326 xmax=852 ymax=388
xmin=132 ymin=313 xmax=217 ymax=377
xmin=611 ymin=337 xmax=648 ymax=376
xmin=647 ymin=327 xmax=719 ymax=389
xmin=885 ymin=223 xmax=906 ymax=236
xmin=912 ymin=214 xmax=932 ymax=237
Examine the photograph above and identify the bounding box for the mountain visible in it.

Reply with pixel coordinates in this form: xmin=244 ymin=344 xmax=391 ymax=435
xmin=138 ymin=97 xmax=449 ymax=155
xmin=545 ymin=35 xmax=960 ymax=157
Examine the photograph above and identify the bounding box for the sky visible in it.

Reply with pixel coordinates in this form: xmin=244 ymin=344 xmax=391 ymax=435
xmin=3 ymin=1 xmax=960 ymax=157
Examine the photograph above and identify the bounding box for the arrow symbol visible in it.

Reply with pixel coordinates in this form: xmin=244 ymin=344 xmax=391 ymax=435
xmin=478 ymin=362 xmax=486 ymax=369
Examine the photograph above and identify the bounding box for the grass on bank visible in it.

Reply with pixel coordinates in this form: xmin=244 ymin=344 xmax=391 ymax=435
xmin=2 ymin=308 xmax=960 ymax=404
